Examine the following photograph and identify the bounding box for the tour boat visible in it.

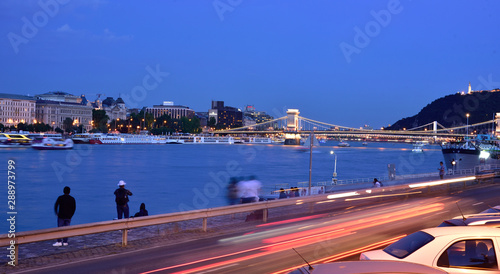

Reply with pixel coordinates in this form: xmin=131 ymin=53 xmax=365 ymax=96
xmin=31 ymin=137 xmax=74 ymax=150
xmin=412 ymin=141 xmax=427 ymax=153
xmin=71 ymin=133 xmax=104 ymax=144
xmin=89 ymin=133 xmax=168 ymax=144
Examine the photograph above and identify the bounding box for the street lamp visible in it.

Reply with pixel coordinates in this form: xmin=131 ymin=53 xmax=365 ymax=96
xmin=466 ymin=113 xmax=470 ymax=138
xmin=330 ymin=151 xmax=338 ymax=185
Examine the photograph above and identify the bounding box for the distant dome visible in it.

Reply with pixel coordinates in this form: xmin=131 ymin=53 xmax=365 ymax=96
xmin=102 ymin=97 xmax=115 ymax=106
xmin=115 ymin=97 xmax=125 ymax=104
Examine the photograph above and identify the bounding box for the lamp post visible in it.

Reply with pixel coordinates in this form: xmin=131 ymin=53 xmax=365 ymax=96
xmin=330 ymin=151 xmax=338 ymax=185
xmin=466 ymin=113 xmax=470 ymax=138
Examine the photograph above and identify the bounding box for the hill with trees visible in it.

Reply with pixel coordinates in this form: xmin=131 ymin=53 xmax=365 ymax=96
xmin=386 ymin=90 xmax=500 ymax=132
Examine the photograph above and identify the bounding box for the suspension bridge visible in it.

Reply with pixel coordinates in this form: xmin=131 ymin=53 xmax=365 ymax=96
xmin=215 ymin=109 xmax=500 ymax=143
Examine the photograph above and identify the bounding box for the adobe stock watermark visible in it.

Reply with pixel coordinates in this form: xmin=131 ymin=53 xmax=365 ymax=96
xmin=212 ymin=0 xmax=243 ymax=21
xmin=7 ymin=0 xmax=70 ymax=54
xmin=52 ymin=145 xmax=93 ymax=182
xmin=121 ymin=65 xmax=169 ymax=108
xmin=339 ymin=0 xmax=403 ymax=64
xmin=177 ymin=144 xmax=265 ymax=212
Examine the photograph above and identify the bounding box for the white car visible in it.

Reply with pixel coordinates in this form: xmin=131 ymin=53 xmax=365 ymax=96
xmin=360 ymin=226 xmax=500 ymax=273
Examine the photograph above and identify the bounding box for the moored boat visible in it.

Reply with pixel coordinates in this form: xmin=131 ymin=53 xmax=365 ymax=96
xmin=441 ymin=135 xmax=500 ymax=170
xmin=89 ymin=133 xmax=168 ymax=144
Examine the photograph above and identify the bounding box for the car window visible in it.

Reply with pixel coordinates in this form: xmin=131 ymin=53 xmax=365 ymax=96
xmin=383 ymin=231 xmax=434 ymax=259
xmin=437 ymin=239 xmax=498 ymax=270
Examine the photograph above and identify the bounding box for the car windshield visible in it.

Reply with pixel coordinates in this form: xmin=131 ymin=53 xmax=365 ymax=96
xmin=383 ymin=231 xmax=435 ymax=259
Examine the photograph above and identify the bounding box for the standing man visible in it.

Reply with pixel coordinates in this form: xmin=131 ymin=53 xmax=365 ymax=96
xmin=438 ymin=161 xmax=445 ymax=179
xmin=53 ymin=186 xmax=76 ymax=247
xmin=114 ymin=180 xmax=133 ymax=219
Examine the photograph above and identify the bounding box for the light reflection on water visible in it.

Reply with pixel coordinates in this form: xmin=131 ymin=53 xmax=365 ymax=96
xmin=0 ymin=141 xmax=443 ymax=232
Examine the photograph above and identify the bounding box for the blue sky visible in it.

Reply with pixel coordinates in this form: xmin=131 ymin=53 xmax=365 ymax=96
xmin=1 ymin=0 xmax=499 ymax=128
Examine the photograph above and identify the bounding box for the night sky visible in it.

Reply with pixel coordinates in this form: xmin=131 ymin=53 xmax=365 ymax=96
xmin=1 ymin=0 xmax=499 ymax=128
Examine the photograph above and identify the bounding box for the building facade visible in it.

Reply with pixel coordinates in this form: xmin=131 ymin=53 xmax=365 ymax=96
xmin=0 ymin=93 xmax=36 ymax=127
xmin=146 ymin=101 xmax=195 ymax=119
xmin=35 ymin=100 xmax=93 ymax=132
xmin=101 ymin=97 xmax=127 ymax=122
xmin=208 ymin=101 xmax=243 ymax=129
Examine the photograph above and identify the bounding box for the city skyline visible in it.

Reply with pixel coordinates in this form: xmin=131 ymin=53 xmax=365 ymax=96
xmin=1 ymin=1 xmax=499 ymax=128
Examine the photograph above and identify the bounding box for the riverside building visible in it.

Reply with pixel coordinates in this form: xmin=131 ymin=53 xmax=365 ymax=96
xmin=0 ymin=93 xmax=36 ymax=127
xmin=146 ymin=101 xmax=195 ymax=119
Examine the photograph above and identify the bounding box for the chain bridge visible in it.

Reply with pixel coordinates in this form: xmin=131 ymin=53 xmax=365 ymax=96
xmin=215 ymin=109 xmax=499 ymax=143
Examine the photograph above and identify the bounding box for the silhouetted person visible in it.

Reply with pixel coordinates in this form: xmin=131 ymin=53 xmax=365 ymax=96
xmin=134 ymin=203 xmax=149 ymax=217
xmin=114 ymin=180 xmax=133 ymax=219
xmin=279 ymin=188 xmax=287 ymax=199
xmin=438 ymin=161 xmax=445 ymax=179
xmin=53 ymin=186 xmax=76 ymax=247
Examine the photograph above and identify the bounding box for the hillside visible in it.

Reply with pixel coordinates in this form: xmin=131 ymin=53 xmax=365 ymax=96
xmin=386 ymin=90 xmax=500 ymax=131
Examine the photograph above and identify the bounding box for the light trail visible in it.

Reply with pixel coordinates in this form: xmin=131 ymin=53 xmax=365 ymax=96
xmin=408 ymin=176 xmax=476 ymax=188
xmin=272 ymin=235 xmax=407 ymax=274
xmin=256 ymin=214 xmax=328 ymax=228
xmin=142 ymin=203 xmax=443 ymax=274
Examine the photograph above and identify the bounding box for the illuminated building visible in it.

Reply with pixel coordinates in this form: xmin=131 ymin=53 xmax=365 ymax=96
xmin=146 ymin=101 xmax=195 ymax=119
xmin=208 ymin=101 xmax=242 ymax=129
xmin=0 ymin=93 xmax=36 ymax=127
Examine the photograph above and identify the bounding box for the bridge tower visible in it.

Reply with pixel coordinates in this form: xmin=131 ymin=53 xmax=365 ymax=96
xmin=433 ymin=121 xmax=437 ymax=141
xmin=284 ymin=109 xmax=301 ymax=145
xmin=496 ymin=113 xmax=500 ymax=134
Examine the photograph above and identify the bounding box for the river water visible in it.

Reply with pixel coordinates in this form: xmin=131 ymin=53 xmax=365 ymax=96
xmin=0 ymin=141 xmax=444 ymax=232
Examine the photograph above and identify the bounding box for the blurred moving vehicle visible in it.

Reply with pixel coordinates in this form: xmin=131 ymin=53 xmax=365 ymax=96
xmin=288 ymin=260 xmax=448 ymax=274
xmin=360 ymin=226 xmax=500 ymax=273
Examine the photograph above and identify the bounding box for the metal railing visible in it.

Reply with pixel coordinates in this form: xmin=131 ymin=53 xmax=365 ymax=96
xmin=1 ymin=173 xmax=496 ymax=265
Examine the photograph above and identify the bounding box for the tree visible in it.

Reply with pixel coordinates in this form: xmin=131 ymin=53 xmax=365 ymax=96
xmin=55 ymin=127 xmax=64 ymax=134
xmin=63 ymin=117 xmax=74 ymax=133
xmin=180 ymin=117 xmax=201 ymax=133
xmin=208 ymin=117 xmax=216 ymax=128
xmin=92 ymin=109 xmax=109 ymax=132
xmin=0 ymin=123 xmax=4 ymax=132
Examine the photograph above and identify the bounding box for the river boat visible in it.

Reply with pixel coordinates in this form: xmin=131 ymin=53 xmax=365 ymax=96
xmin=89 ymin=133 xmax=168 ymax=144
xmin=31 ymin=137 xmax=73 ymax=150
xmin=412 ymin=141 xmax=428 ymax=153
xmin=0 ymin=133 xmax=32 ymax=148
xmin=165 ymin=138 xmax=184 ymax=144
xmin=338 ymin=140 xmax=350 ymax=147
xmin=71 ymin=133 xmax=104 ymax=144
xmin=441 ymin=134 xmax=500 ymax=170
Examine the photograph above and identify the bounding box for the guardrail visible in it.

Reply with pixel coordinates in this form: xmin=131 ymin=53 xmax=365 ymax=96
xmin=1 ymin=173 xmax=497 ymax=266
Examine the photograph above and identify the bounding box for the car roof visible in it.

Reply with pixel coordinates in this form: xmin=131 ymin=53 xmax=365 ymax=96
xmin=422 ymin=226 xmax=500 ymax=237
xmin=292 ymin=260 xmax=448 ymax=274
xmin=440 ymin=214 xmax=500 ymax=227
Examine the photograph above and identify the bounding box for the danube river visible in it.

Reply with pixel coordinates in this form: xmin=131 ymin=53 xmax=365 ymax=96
xmin=0 ymin=141 xmax=444 ymax=232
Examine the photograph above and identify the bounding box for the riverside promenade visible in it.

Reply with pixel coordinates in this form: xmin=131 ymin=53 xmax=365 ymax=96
xmin=0 ymin=171 xmax=488 ymax=273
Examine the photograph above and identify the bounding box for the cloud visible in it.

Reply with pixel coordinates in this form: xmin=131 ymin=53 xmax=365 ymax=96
xmin=57 ymin=24 xmax=73 ymax=32
xmin=99 ymin=28 xmax=134 ymax=42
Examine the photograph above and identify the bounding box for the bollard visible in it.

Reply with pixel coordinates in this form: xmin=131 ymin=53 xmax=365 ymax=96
xmin=202 ymin=218 xmax=207 ymax=232
xmin=263 ymin=209 xmax=268 ymax=223
xmin=122 ymin=229 xmax=128 ymax=246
